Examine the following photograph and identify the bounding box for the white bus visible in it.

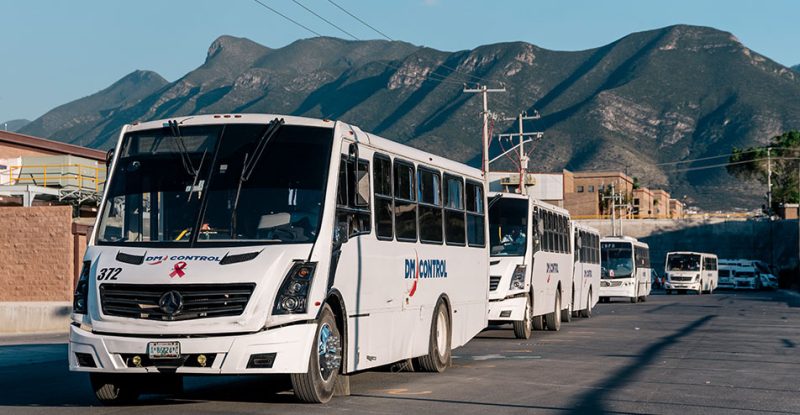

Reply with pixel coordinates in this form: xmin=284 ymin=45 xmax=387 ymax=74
xmin=487 ymin=193 xmax=573 ymax=339
xmin=599 ymin=236 xmax=652 ymax=303
xmin=69 ymin=114 xmax=489 ymax=404
xmin=570 ymin=222 xmax=601 ymax=318
xmin=664 ymin=252 xmax=718 ymax=294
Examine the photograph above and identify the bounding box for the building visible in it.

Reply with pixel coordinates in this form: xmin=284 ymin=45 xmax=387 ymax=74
xmin=564 ymin=170 xmax=634 ymax=218
xmin=669 ymin=199 xmax=684 ymax=219
xmin=632 ymin=187 xmax=654 ymax=218
xmin=651 ymin=189 xmax=670 ymax=219
xmin=777 ymin=203 xmax=799 ymax=220
xmin=0 ymin=130 xmax=106 ymax=207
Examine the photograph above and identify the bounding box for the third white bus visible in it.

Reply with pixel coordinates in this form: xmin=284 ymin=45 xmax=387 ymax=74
xmin=600 ymin=236 xmax=652 ymax=303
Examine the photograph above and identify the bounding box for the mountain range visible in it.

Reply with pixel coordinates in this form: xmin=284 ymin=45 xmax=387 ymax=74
xmin=18 ymin=25 xmax=800 ymax=210
xmin=2 ymin=119 xmax=31 ymax=132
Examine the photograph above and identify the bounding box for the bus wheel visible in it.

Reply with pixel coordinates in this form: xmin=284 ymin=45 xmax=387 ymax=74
xmin=291 ymin=304 xmax=341 ymax=403
xmin=561 ymin=289 xmax=573 ymax=323
xmin=580 ymin=291 xmax=592 ymax=318
xmin=545 ymin=291 xmax=561 ymax=331
xmin=417 ymin=299 xmax=451 ymax=373
xmin=532 ymin=315 xmax=545 ymax=330
xmin=90 ymin=373 xmax=141 ymax=405
xmin=513 ymin=295 xmax=533 ymax=339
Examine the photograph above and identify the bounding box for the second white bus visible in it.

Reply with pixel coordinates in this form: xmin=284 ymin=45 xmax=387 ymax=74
xmin=487 ymin=193 xmax=573 ymax=339
xmin=570 ymin=222 xmax=601 ymax=318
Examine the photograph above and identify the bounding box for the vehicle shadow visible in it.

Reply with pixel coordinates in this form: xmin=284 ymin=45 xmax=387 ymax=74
xmin=566 ymin=314 xmax=717 ymax=415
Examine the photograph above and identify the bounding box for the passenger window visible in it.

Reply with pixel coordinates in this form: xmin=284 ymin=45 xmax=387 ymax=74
xmin=466 ymin=180 xmax=485 ymax=247
xmin=373 ymin=154 xmax=393 ymax=240
xmin=444 ymin=174 xmax=466 ymax=245
xmin=336 ymin=156 xmax=371 ymax=237
xmin=418 ymin=167 xmax=443 ymax=244
xmin=393 ymin=161 xmax=417 ymax=242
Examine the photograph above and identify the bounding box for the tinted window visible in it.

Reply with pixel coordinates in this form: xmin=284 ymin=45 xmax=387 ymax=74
xmin=466 ymin=180 xmax=485 ymax=247
xmin=394 ymin=161 xmax=416 ymax=241
xmin=418 ymin=167 xmax=443 ymax=243
xmin=444 ymin=174 xmax=465 ymax=245
xmin=373 ymin=154 xmax=393 ymax=239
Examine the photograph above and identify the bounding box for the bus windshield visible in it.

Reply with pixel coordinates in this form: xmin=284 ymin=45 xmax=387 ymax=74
xmin=667 ymin=254 xmax=701 ymax=271
xmin=97 ymin=123 xmax=334 ymax=246
xmin=601 ymin=242 xmax=633 ymax=278
xmin=489 ymin=198 xmax=528 ymax=257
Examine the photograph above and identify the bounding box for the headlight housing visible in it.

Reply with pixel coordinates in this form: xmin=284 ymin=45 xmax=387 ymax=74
xmin=273 ymin=262 xmax=316 ymax=315
xmin=73 ymin=261 xmax=91 ymax=314
xmin=509 ymin=265 xmax=526 ymax=290
xmin=695 ymin=273 xmax=700 ymax=281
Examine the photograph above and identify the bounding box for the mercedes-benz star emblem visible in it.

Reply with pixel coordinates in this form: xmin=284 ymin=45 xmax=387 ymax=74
xmin=159 ymin=290 xmax=184 ymax=317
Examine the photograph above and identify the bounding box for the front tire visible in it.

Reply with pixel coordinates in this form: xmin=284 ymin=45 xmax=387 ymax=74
xmin=417 ymin=299 xmax=451 ymax=372
xmin=545 ymin=291 xmax=561 ymax=331
xmin=90 ymin=373 xmax=142 ymax=406
xmin=291 ymin=304 xmax=342 ymax=403
xmin=513 ymin=295 xmax=533 ymax=339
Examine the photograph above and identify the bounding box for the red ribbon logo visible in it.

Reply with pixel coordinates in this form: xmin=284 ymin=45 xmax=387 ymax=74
xmin=169 ymin=261 xmax=187 ymax=278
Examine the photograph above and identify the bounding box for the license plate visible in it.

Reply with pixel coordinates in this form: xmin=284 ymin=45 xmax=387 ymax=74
xmin=148 ymin=341 xmax=180 ymax=359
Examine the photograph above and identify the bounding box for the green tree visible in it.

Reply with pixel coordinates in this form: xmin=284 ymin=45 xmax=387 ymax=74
xmin=727 ymin=131 xmax=800 ymax=211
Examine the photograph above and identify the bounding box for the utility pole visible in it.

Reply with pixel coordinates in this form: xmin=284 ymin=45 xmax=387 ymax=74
xmin=767 ymin=147 xmax=772 ymax=216
xmin=464 ymin=84 xmax=506 ymax=178
xmin=602 ymin=183 xmax=623 ymax=237
xmin=498 ymin=111 xmax=542 ymax=194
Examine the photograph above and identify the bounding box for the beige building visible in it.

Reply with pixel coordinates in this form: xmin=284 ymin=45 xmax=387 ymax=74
xmin=669 ymin=199 xmax=685 ymax=219
xmin=652 ymin=189 xmax=670 ymax=219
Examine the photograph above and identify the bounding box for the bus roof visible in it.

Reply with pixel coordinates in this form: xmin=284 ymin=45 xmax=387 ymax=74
xmin=487 ymin=191 xmax=571 ymax=216
xmin=123 ymin=113 xmax=483 ymax=180
xmin=666 ymin=251 xmax=718 ymax=258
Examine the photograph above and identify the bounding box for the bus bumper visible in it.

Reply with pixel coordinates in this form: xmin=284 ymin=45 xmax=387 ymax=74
xmin=487 ymin=296 xmax=527 ymax=322
xmin=68 ymin=322 xmax=317 ymax=375
xmin=598 ymin=285 xmax=634 ymax=298
xmin=665 ymin=281 xmax=700 ymax=291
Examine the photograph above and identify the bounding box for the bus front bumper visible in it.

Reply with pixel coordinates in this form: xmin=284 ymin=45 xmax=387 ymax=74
xmin=68 ymin=322 xmax=317 ymax=375
xmin=665 ymin=281 xmax=700 ymax=291
xmin=487 ymin=295 xmax=527 ymax=322
xmin=599 ymin=281 xmax=635 ymax=298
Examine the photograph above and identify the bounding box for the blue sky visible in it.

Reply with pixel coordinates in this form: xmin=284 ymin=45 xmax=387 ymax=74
xmin=1 ymin=0 xmax=798 ymax=122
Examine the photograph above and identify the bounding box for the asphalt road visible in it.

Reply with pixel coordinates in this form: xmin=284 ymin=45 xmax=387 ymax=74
xmin=2 ymin=289 xmax=799 ymax=414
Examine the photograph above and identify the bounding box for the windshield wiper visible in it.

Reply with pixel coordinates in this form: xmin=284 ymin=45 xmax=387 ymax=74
xmin=168 ymin=120 xmax=208 ymax=202
xmin=230 ymin=118 xmax=285 ymax=238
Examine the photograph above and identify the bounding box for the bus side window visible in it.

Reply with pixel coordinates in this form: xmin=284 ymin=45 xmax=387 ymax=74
xmin=373 ymin=154 xmax=393 ymax=240
xmin=394 ymin=160 xmax=417 ymax=242
xmin=336 ymin=156 xmax=371 ymax=237
xmin=444 ymin=174 xmax=466 ymax=245
xmin=465 ymin=180 xmax=485 ymax=247
xmin=418 ymin=167 xmax=443 ymax=244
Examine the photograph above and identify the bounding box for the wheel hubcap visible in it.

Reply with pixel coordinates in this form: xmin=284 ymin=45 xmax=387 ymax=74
xmin=318 ymin=323 xmax=341 ymax=381
xmin=435 ymin=309 xmax=447 ymax=358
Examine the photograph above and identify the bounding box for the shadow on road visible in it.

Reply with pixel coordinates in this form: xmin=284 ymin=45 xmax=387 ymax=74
xmin=567 ymin=314 xmax=717 ymax=415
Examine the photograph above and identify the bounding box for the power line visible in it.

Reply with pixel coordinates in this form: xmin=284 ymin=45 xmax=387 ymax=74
xmin=251 ymin=0 xmax=323 ymax=37
xmin=326 ymin=0 xmax=392 ymax=41
xmin=654 ymin=147 xmax=797 ymax=166
xmin=665 ymin=156 xmax=800 ymax=173
xmin=291 ymin=0 xmax=358 ymax=40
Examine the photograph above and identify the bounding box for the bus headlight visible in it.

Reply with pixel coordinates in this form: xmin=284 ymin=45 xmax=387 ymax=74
xmin=73 ymin=261 xmax=91 ymax=314
xmin=273 ymin=262 xmax=316 ymax=315
xmin=509 ymin=265 xmax=526 ymax=290
xmin=695 ymin=274 xmax=700 ymax=282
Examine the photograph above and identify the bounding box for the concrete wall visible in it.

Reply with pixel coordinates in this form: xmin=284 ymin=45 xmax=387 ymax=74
xmin=578 ymin=218 xmax=800 ymax=274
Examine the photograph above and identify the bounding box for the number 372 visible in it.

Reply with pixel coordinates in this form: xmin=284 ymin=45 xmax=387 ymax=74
xmin=97 ymin=267 xmax=122 ymax=281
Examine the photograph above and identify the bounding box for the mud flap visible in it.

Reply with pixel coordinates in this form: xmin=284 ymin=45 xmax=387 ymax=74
xmin=334 ymin=374 xmax=350 ymax=396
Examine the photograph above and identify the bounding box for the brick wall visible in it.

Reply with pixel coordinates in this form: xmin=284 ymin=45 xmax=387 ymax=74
xmin=564 ymin=191 xmax=600 ymax=217
xmin=0 ymin=206 xmax=74 ymax=301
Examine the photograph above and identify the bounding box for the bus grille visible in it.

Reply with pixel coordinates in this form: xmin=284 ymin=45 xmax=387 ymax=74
xmin=489 ymin=276 xmax=502 ymax=291
xmin=670 ymin=276 xmax=693 ymax=282
xmin=99 ymin=283 xmax=256 ymax=321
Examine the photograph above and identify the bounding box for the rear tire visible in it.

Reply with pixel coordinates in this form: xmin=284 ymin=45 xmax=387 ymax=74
xmin=90 ymin=373 xmax=141 ymax=406
xmin=291 ymin=304 xmax=342 ymax=403
xmin=513 ymin=295 xmax=533 ymax=340
xmin=417 ymin=299 xmax=451 ymax=373
xmin=561 ymin=289 xmax=573 ymax=323
xmin=545 ymin=291 xmax=561 ymax=331
xmin=580 ymin=290 xmax=592 ymax=318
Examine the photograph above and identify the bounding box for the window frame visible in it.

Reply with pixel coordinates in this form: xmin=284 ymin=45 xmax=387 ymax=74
xmin=393 ymin=158 xmax=418 ymax=243
xmin=373 ymin=152 xmax=394 ymax=241
xmin=443 ymin=173 xmax=466 ymax=246
xmin=465 ymin=179 xmax=486 ymax=248
xmin=417 ymin=165 xmax=444 ymax=245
